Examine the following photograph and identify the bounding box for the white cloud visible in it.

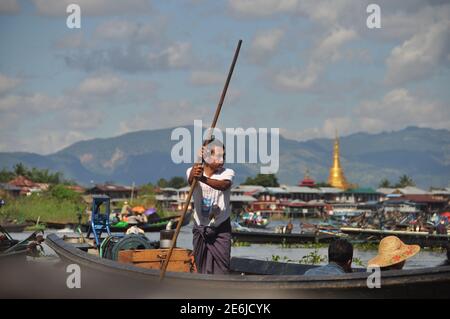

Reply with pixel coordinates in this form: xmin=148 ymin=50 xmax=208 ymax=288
xmin=189 ymin=71 xmax=224 ymax=86
xmin=355 ymin=88 xmax=450 ymax=129
xmin=77 ymin=74 xmax=124 ymax=96
xmin=249 ymin=29 xmax=284 ymax=63
xmin=95 ymin=20 xmax=159 ymax=42
xmin=165 ymin=42 xmax=192 ymax=68
xmin=60 ymin=109 xmax=104 ymax=130
xmin=65 ymin=41 xmax=193 ymax=73
xmin=314 ymin=88 xmax=450 ymax=138
xmin=54 ymin=32 xmax=84 ymax=49
xmin=385 ymin=20 xmax=450 ymax=85
xmin=281 ymin=88 xmax=450 ymax=141
xmin=31 ymin=0 xmax=151 ymax=16
xmin=273 ymin=27 xmax=357 ymax=91
xmin=15 ymin=129 xmax=89 ymax=154
xmin=0 ymin=93 xmax=63 ymax=114
xmin=296 ymin=0 xmax=358 ymax=27
xmin=0 ymin=0 xmax=20 ymax=14
xmin=229 ymin=0 xmax=298 ymax=17
xmin=0 ymin=74 xmax=21 ymax=94
xmin=118 ymin=100 xmax=209 ymax=134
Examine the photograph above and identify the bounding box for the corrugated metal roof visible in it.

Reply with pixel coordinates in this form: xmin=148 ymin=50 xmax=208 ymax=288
xmin=318 ymin=187 xmax=343 ymax=193
xmin=393 ymin=186 xmax=429 ymax=195
xmin=282 ymin=186 xmax=321 ymax=193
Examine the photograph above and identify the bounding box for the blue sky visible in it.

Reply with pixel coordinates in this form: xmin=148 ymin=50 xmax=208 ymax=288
xmin=0 ymin=0 xmax=449 ymax=154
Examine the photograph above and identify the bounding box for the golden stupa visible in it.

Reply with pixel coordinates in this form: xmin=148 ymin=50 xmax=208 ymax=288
xmin=327 ymin=132 xmax=349 ymax=189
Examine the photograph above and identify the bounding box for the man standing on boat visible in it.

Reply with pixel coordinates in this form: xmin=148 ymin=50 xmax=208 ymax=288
xmin=187 ymin=139 xmax=234 ymax=274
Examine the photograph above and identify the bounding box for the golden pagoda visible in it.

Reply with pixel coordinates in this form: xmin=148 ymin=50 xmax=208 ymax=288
xmin=327 ymin=132 xmax=349 ymax=189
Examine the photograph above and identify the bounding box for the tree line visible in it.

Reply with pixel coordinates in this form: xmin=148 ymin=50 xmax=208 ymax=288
xmin=0 ymin=163 xmax=73 ymax=184
xmin=378 ymin=175 xmax=416 ymax=188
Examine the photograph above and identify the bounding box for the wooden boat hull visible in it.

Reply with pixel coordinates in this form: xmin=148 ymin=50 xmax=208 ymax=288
xmin=238 ymin=222 xmax=268 ymax=229
xmin=1 ymin=223 xmax=32 ymax=233
xmin=42 ymin=233 xmax=450 ymax=298
xmin=231 ymin=230 xmax=337 ymax=244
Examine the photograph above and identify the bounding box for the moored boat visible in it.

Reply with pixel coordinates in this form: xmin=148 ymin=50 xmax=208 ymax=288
xmin=341 ymin=227 xmax=450 ymax=248
xmin=232 ymin=230 xmax=338 ymax=244
xmin=1 ymin=222 xmax=33 ymax=233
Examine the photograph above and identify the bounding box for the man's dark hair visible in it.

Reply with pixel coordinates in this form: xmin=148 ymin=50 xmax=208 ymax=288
xmin=328 ymin=239 xmax=353 ymax=264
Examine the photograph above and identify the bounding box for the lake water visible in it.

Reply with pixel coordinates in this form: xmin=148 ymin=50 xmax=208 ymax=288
xmin=10 ymin=218 xmax=448 ymax=269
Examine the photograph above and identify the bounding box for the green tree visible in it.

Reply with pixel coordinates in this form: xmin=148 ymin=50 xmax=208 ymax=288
xmin=395 ymin=175 xmax=415 ymax=188
xmin=49 ymin=184 xmax=80 ymax=201
xmin=13 ymin=163 xmax=28 ymax=176
xmin=378 ymin=178 xmax=392 ymax=188
xmin=139 ymin=183 xmax=155 ymax=195
xmin=242 ymin=174 xmax=279 ymax=187
xmin=157 ymin=178 xmax=169 ymax=188
xmin=168 ymin=176 xmax=188 ymax=188
xmin=0 ymin=168 xmax=15 ymax=183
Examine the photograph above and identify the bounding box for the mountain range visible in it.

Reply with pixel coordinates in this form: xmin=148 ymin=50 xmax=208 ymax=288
xmin=1 ymin=126 xmax=449 ymax=189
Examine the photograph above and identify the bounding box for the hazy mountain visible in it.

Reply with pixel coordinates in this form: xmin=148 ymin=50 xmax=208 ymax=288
xmin=1 ymin=126 xmax=449 ymax=188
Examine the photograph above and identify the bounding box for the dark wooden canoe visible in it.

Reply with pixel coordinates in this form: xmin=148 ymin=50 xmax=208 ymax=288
xmin=341 ymin=227 xmax=450 ymax=248
xmin=1 ymin=223 xmax=33 ymax=233
xmin=232 ymin=230 xmax=338 ymax=244
xmin=43 ymin=233 xmax=450 ymax=298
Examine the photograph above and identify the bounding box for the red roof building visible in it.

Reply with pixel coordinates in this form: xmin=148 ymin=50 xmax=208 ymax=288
xmin=298 ymin=170 xmax=316 ymax=187
xmin=8 ymin=176 xmax=36 ymax=188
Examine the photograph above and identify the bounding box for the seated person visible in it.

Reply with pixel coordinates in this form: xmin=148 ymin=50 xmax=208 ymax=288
xmin=304 ymin=239 xmax=353 ymax=276
xmin=285 ymin=220 xmax=293 ymax=234
xmin=436 ymin=220 xmax=448 ymax=235
xmin=135 ymin=212 xmax=148 ymax=224
xmin=120 ymin=201 xmax=132 ymax=220
xmin=111 ymin=213 xmax=120 ymax=224
xmin=368 ymin=236 xmax=420 ymax=271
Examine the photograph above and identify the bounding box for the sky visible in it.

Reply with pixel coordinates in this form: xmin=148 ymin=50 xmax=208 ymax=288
xmin=0 ymin=0 xmax=449 ymax=154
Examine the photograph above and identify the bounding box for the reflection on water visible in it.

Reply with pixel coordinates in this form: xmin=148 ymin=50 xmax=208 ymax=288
xmin=9 ymin=218 xmax=448 ymax=269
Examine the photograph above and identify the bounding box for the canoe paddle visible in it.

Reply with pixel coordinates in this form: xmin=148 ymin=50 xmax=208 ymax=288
xmin=159 ymin=39 xmax=242 ymax=281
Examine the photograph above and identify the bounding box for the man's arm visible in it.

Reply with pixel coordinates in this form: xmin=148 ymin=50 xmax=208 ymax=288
xmin=199 ymin=176 xmax=231 ymax=191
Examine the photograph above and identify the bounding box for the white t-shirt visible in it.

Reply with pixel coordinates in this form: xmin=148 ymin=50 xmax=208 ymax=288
xmin=186 ymin=167 xmax=235 ymax=227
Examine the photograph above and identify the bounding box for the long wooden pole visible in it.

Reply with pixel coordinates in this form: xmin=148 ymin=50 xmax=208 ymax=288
xmin=160 ymin=39 xmax=242 ymax=280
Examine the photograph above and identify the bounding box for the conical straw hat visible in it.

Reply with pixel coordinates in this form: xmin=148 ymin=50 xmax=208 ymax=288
xmin=368 ymin=236 xmax=420 ymax=268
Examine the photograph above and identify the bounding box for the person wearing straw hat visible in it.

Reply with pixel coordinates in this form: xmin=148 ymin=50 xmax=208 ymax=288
xmin=368 ymin=236 xmax=420 ymax=271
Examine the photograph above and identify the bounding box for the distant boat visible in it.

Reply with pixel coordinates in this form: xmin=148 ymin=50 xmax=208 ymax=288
xmin=81 ymin=211 xmax=193 ymax=233
xmin=231 ymin=230 xmax=338 ymax=244
xmin=238 ymin=211 xmax=270 ymax=229
xmin=340 ymin=227 xmax=450 ymax=248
